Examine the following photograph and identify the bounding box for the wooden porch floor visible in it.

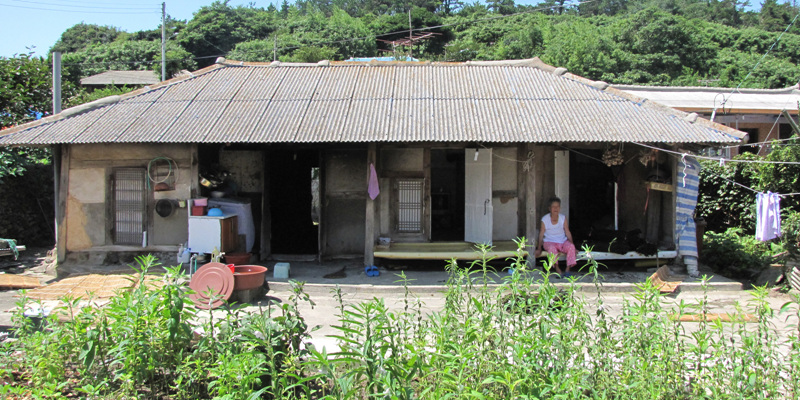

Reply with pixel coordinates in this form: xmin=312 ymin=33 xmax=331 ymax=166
xmin=373 ymin=241 xmax=678 ymax=262
xmin=374 ymin=241 xmax=526 ymax=260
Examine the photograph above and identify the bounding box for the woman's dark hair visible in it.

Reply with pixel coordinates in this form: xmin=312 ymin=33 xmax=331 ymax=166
xmin=548 ymin=196 xmax=561 ymax=206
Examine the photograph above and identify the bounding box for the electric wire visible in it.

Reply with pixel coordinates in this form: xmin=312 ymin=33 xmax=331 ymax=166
xmin=8 ymin=0 xmax=158 ymax=10
xmin=0 ymin=2 xmax=158 ymax=13
xmin=634 ymin=142 xmax=800 ymax=165
xmin=56 ymin=0 xmax=598 ymax=67
xmin=728 ymin=9 xmax=800 ymax=96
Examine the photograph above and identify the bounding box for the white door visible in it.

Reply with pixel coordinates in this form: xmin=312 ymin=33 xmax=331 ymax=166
xmin=464 ymin=148 xmax=493 ymax=244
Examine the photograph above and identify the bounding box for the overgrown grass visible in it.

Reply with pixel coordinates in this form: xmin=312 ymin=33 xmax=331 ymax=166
xmin=3 ymin=244 xmax=800 ymax=399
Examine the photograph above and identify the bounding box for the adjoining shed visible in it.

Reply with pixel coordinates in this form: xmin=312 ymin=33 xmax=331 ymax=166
xmin=0 ymin=58 xmax=745 ymax=276
xmin=80 ymin=70 xmax=160 ymax=89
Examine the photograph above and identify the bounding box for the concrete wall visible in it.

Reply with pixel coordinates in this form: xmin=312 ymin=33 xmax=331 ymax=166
xmin=378 ymin=147 xmax=425 ymax=239
xmin=66 ymin=143 xmax=193 ymax=252
xmin=323 ymin=148 xmax=367 ymax=256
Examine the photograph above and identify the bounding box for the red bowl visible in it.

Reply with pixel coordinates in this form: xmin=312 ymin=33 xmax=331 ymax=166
xmin=232 ymin=265 xmax=268 ymax=291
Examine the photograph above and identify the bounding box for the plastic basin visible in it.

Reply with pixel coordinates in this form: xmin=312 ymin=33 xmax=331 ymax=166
xmin=232 ymin=265 xmax=268 ymax=291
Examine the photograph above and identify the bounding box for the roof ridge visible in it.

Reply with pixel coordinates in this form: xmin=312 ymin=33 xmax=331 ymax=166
xmin=612 ymin=83 xmax=800 ymax=94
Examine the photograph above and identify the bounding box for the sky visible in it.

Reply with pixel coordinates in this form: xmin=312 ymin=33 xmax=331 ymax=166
xmin=0 ymin=0 xmax=270 ymax=58
xmin=0 ymin=0 xmax=556 ymax=58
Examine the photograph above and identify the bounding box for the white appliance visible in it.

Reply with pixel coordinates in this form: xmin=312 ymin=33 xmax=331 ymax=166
xmin=208 ymin=197 xmax=255 ymax=252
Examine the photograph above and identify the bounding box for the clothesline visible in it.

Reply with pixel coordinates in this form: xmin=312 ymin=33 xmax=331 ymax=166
xmin=633 ymin=142 xmax=800 ymax=165
xmin=667 ymin=151 xmax=800 ymax=197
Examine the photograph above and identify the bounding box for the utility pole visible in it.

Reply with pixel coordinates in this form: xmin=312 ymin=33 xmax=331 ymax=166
xmin=161 ymin=2 xmax=166 ymax=81
xmin=408 ymin=8 xmax=412 ymax=59
xmin=52 ymin=52 xmax=61 ymax=114
xmin=273 ymin=34 xmax=277 ymax=62
xmin=52 ymin=51 xmax=62 ymax=259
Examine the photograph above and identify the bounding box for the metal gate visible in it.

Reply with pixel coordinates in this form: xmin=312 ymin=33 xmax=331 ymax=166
xmin=113 ymin=168 xmax=146 ymax=245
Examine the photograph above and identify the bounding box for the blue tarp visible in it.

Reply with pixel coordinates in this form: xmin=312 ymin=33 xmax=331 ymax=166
xmin=676 ymin=157 xmax=701 ymax=261
xmin=344 ymin=56 xmax=419 ymax=62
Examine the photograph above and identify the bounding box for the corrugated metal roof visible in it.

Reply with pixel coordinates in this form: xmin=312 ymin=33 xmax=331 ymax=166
xmin=614 ymin=84 xmax=800 ymax=114
xmin=80 ymin=70 xmax=160 ymax=86
xmin=0 ymin=58 xmax=744 ymax=145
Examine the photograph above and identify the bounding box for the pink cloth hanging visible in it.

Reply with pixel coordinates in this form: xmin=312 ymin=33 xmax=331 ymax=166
xmin=368 ymin=163 xmax=380 ymax=200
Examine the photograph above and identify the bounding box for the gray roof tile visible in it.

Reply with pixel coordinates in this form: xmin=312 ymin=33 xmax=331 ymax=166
xmin=0 ymin=59 xmax=744 ymax=145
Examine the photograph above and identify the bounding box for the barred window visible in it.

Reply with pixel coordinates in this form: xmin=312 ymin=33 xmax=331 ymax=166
xmin=396 ymin=179 xmax=423 ymax=233
xmin=113 ymin=168 xmax=146 ymax=245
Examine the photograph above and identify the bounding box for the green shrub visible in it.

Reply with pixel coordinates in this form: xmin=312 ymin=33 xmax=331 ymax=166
xmin=702 ymin=228 xmax=781 ymax=279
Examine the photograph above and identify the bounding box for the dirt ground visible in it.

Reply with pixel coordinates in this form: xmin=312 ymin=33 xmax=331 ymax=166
xmin=1 ymin=247 xmax=797 ymax=352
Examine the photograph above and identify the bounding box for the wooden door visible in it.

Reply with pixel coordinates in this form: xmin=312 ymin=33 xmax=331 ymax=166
xmin=464 ymin=148 xmax=493 ymax=244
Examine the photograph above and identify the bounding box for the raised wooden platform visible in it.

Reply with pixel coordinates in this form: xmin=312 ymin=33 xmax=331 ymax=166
xmin=374 ymin=241 xmax=526 ymax=260
xmin=373 ymin=241 xmax=677 ymax=262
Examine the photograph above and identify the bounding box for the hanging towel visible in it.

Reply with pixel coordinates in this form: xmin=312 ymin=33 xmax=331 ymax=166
xmin=676 ymin=157 xmax=701 ymax=260
xmin=756 ymin=191 xmax=781 ymax=241
xmin=368 ymin=163 xmax=380 ymax=200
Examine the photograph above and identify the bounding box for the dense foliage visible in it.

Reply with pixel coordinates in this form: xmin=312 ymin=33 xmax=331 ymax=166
xmin=37 ymin=0 xmax=800 ymax=88
xmin=5 ymin=250 xmax=800 ymax=398
xmin=698 ymin=135 xmax=800 ymax=275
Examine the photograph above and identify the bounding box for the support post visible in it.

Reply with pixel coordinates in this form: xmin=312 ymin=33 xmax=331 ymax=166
xmin=161 ymin=2 xmax=167 ymax=81
xmin=364 ymin=143 xmax=376 ymax=267
xmin=525 ymin=143 xmax=537 ymax=250
xmin=52 ymin=52 xmax=62 ymax=261
xmin=56 ymin=145 xmax=70 ymax=263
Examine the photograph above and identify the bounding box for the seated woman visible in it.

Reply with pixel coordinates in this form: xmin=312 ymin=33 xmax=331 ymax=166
xmin=534 ymin=196 xmax=577 ymax=277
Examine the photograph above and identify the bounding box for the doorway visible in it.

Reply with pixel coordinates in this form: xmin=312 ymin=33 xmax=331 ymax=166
xmin=569 ymin=150 xmax=615 ymax=240
xmin=268 ymin=150 xmax=320 ymax=254
xmin=430 ymin=149 xmax=465 ymax=241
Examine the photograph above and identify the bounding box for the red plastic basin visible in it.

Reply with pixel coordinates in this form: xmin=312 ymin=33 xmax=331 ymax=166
xmin=232 ymin=265 xmax=268 ymax=291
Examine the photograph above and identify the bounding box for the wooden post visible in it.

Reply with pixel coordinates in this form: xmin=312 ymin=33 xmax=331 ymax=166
xmin=364 ymin=143 xmax=377 ymax=266
xmin=56 ymin=145 xmax=70 ymax=263
xmin=517 ymin=144 xmax=527 ymax=243
xmin=525 ymin=143 xmax=537 ymax=250
xmin=423 ymin=147 xmax=431 ymax=242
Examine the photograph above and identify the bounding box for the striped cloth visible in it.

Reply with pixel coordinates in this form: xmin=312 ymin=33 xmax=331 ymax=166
xmin=676 ymin=157 xmax=701 ymax=260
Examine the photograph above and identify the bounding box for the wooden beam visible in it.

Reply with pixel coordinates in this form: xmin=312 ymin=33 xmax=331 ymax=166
xmin=517 ymin=144 xmax=527 ymax=243
xmin=423 ymin=147 xmax=431 ymax=242
xmin=364 ymin=143 xmax=377 ymax=267
xmin=261 ymin=150 xmax=271 ymax=260
xmin=525 ymin=143 xmax=537 ymax=250
xmin=57 ymin=144 xmax=70 ymax=263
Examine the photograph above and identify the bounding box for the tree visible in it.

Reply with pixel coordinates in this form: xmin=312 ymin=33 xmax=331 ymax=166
xmin=51 ymin=23 xmax=121 ymax=54
xmin=0 ymin=53 xmax=52 ymax=128
xmin=60 ymin=40 xmax=196 ymax=85
xmin=179 ymin=1 xmax=276 ymax=67
xmin=0 ymin=53 xmax=54 ymax=181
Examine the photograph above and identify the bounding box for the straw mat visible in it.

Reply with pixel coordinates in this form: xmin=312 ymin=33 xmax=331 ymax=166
xmin=649 ymin=265 xmax=681 ymax=293
xmin=671 ymin=313 xmax=759 ymax=323
xmin=22 ymin=274 xmax=137 ymax=300
xmin=0 ymin=274 xmax=41 ymax=289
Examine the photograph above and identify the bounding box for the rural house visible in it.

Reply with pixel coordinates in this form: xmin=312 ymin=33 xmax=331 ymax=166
xmin=0 ymin=58 xmax=745 ymax=276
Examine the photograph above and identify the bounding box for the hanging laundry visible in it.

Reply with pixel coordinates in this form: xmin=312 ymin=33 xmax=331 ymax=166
xmin=676 ymin=157 xmax=701 ymax=276
xmin=368 ymin=163 xmax=380 ymax=200
xmin=756 ymin=192 xmax=781 ymax=241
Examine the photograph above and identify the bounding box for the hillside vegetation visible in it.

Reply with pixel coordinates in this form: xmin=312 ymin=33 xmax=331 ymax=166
xmin=45 ymin=0 xmax=800 ymax=89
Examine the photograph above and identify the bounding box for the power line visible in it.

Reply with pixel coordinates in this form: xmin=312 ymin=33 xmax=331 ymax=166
xmin=634 ymin=142 xmax=800 ymax=165
xmin=728 ymin=9 xmax=800 ymax=95
xmin=57 ymin=0 xmax=598 ymax=68
xmin=9 ymin=0 xmax=157 ymax=10
xmin=0 ymin=2 xmax=158 ymax=13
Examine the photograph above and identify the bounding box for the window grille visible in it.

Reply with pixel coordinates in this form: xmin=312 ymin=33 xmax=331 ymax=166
xmin=397 ymin=179 xmax=423 ymax=233
xmin=113 ymin=168 xmax=146 ymax=245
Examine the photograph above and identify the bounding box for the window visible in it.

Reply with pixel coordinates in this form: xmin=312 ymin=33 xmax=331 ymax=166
xmin=738 ymin=128 xmax=761 ymax=154
xmin=113 ymin=168 xmax=147 ymax=245
xmin=396 ymin=179 xmax=423 ymax=233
